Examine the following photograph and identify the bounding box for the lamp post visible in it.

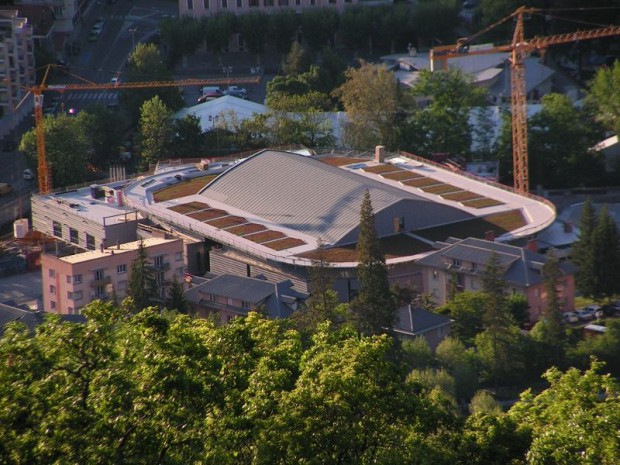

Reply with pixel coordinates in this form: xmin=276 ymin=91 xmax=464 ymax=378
xmin=128 ymin=27 xmax=137 ymax=52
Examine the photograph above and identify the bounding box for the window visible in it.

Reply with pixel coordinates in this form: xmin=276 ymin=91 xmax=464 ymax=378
xmin=95 ymin=286 xmax=105 ymax=298
xmin=74 ymin=274 xmax=82 ymax=284
xmin=50 ymin=301 xmax=56 ymax=310
xmin=236 ymin=0 xmax=242 ymax=6
xmin=264 ymin=0 xmax=273 ymax=5
xmin=310 ymin=0 xmax=315 ymax=4
xmin=222 ymin=0 xmax=227 ymax=8
xmin=250 ymin=0 xmax=259 ymax=6
xmin=204 ymin=0 xmax=209 ymax=8
xmin=175 ymin=251 xmax=183 ymax=261
xmin=472 ymin=262 xmax=478 ymax=270
xmin=69 ymin=228 xmax=79 ymax=244
xmin=49 ymin=285 xmax=56 ymax=295
xmin=187 ymin=0 xmax=193 ymax=9
xmin=154 ymin=255 xmax=164 ymax=268
xmin=67 ymin=290 xmax=83 ymax=301
xmin=210 ymin=294 xmax=217 ymax=302
xmin=296 ymin=0 xmax=300 ymax=4
xmin=49 ymin=269 xmax=55 ymax=278
xmin=452 ymin=258 xmax=462 ymax=266
xmin=432 ymin=270 xmax=439 ymax=280
xmin=176 ymin=267 xmax=184 ymax=277
xmin=156 ymin=272 xmax=165 ymax=286
xmin=278 ymin=0 xmax=288 ymax=5
xmin=86 ymin=234 xmax=95 ymax=250
xmin=53 ymin=221 xmax=62 ymax=237
xmin=226 ymin=314 xmax=235 ymax=322
xmin=117 ymin=264 xmax=127 ymax=274
xmin=94 ymin=269 xmax=104 ymax=280
xmin=328 ymin=0 xmax=335 ymax=3
xmin=241 ymin=300 xmax=251 ymax=309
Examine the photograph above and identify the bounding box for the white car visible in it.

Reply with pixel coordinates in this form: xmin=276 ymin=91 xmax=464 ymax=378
xmin=225 ymin=86 xmax=247 ymax=98
xmin=110 ymin=76 xmax=121 ymax=85
xmin=23 ymin=169 xmax=34 ymax=181
xmin=576 ymin=309 xmax=595 ymax=321
xmin=562 ymin=311 xmax=579 ymax=323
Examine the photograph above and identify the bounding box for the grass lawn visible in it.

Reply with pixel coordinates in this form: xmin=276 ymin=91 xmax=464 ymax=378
xmin=297 ymin=234 xmax=434 ymax=262
xmin=420 ymin=183 xmax=461 ymax=195
xmin=462 ymin=198 xmax=505 ymax=209
xmin=415 ymin=209 xmax=527 ymax=243
xmin=153 ymin=175 xmax=218 ymax=202
xmin=403 ymin=177 xmax=442 ymax=188
xmin=264 ymin=237 xmax=307 ymax=250
xmin=441 ymin=190 xmax=484 ymax=202
xmin=244 ymin=230 xmax=287 ymax=243
xmin=382 ymin=170 xmax=424 ymax=181
xmin=363 ymin=164 xmax=404 ymax=174
xmin=226 ymin=223 xmax=268 ymax=236
xmin=168 ymin=201 xmax=211 ymax=214
xmin=319 ymin=157 xmax=369 ymax=167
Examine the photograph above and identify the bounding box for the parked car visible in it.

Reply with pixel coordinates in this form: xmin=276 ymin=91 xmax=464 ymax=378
xmin=600 ymin=305 xmax=619 ymax=317
xmin=110 ymin=76 xmax=121 ymax=85
xmin=23 ymin=169 xmax=34 ymax=181
xmin=562 ymin=311 xmax=579 ymax=323
xmin=583 ymin=305 xmax=604 ymax=319
xmin=576 ymin=309 xmax=595 ymax=321
xmin=224 ymin=86 xmax=247 ymax=98
xmin=197 ymin=90 xmax=224 ymax=103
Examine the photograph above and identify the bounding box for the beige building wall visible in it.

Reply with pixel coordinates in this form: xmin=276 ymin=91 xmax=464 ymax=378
xmin=41 ymin=238 xmax=185 ymax=314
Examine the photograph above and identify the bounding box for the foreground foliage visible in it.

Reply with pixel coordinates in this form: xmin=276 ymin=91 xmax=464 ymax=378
xmin=0 ymin=300 xmax=618 ymax=464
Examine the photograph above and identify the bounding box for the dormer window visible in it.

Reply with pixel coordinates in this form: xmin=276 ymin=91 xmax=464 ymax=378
xmin=472 ymin=262 xmax=477 ymax=270
xmin=452 ymin=258 xmax=462 ymax=266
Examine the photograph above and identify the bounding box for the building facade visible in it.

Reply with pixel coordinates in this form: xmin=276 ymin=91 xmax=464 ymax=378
xmin=0 ymin=9 xmax=35 ymax=138
xmin=416 ymin=237 xmax=576 ymax=322
xmin=41 ymin=238 xmax=185 ymax=314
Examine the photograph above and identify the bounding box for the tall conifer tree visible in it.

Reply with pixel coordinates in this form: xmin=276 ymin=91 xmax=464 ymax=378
xmin=572 ymin=198 xmax=597 ymax=297
xmin=591 ymin=205 xmax=620 ymax=300
xmin=351 ymin=190 xmax=394 ymax=334
xmin=126 ymin=240 xmax=159 ymax=312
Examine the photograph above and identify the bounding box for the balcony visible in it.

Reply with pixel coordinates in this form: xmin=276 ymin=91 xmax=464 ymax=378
xmin=90 ymin=276 xmax=111 ymax=287
xmin=153 ymin=262 xmax=170 ymax=271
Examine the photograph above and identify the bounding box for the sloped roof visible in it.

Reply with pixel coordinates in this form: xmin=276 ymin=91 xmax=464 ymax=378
xmin=416 ymin=237 xmax=576 ymax=287
xmin=184 ymin=274 xmax=306 ymax=319
xmin=174 ymin=95 xmax=268 ymax=132
xmin=394 ymin=305 xmax=452 ymax=336
xmin=199 ymin=150 xmax=465 ymax=245
xmin=0 ymin=304 xmax=42 ymax=333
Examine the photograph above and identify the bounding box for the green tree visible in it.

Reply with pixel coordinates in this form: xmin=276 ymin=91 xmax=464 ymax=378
xmin=80 ymin=103 xmax=127 ymax=168
xmin=350 ymin=190 xmax=395 ymax=334
xmin=171 ymin=113 xmax=205 ymax=158
xmin=436 ymin=291 xmax=487 ymax=345
xmin=159 ymin=15 xmax=202 ymax=67
xmin=334 ymin=61 xmax=401 ymax=149
xmin=126 ymin=240 xmax=159 ymax=311
xmin=436 ymin=336 xmax=479 ymax=401
xmin=534 ymin=248 xmax=566 ymax=366
xmin=509 ymin=361 xmax=620 ymax=465
xmin=411 ymin=0 xmax=461 ymax=48
xmin=586 ymin=59 xmax=620 ymax=136
xmin=239 ymin=11 xmax=269 ymax=65
xmin=401 ymin=336 xmax=434 ymax=370
xmin=572 ymin=197 xmax=597 ymax=297
xmin=301 ymin=8 xmax=339 ymax=52
xmin=123 ymin=43 xmax=183 ymax=121
xmin=20 ymin=113 xmax=91 ymax=187
xmin=340 ymin=6 xmax=376 ymax=57
xmin=478 ymin=252 xmax=521 ymax=386
xmin=528 ymin=93 xmax=604 ymax=188
xmin=138 ymin=96 xmax=174 ymax=168
xmin=203 ymin=13 xmax=236 ymax=64
xmin=280 ymin=41 xmax=311 ymax=76
xmin=269 ymin=10 xmax=299 ymax=58
xmin=166 ymin=276 xmax=188 ymax=314
xmin=407 ymin=67 xmax=488 ymax=157
xmin=591 ymin=205 xmax=620 ymax=300
xmin=571 ymin=319 xmax=620 ymax=375
xmin=376 ymin=4 xmax=414 ymax=54
xmin=469 ymin=390 xmax=502 ymax=416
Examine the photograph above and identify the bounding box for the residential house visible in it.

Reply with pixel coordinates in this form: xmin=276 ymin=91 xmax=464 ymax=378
xmin=184 ymin=273 xmax=307 ymax=324
xmin=415 ymin=237 xmax=577 ymax=322
xmin=41 ymin=238 xmax=185 ymax=314
xmin=0 ymin=302 xmax=86 ymax=335
xmin=393 ymin=304 xmax=452 ymax=350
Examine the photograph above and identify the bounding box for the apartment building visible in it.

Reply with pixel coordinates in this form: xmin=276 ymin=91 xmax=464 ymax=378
xmin=41 ymin=238 xmax=185 ymax=314
xmin=32 ymin=184 xmax=141 ymax=253
xmin=180 ymin=0 xmax=391 ymax=17
xmin=0 ymin=9 xmax=35 ymax=137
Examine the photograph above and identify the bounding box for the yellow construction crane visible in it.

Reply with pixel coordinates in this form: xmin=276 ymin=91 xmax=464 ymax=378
xmin=430 ymin=6 xmax=620 ymax=194
xmin=28 ymin=66 xmax=260 ymax=194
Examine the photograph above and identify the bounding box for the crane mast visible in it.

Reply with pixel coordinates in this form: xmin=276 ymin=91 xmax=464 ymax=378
xmin=431 ymin=7 xmax=620 ymax=194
